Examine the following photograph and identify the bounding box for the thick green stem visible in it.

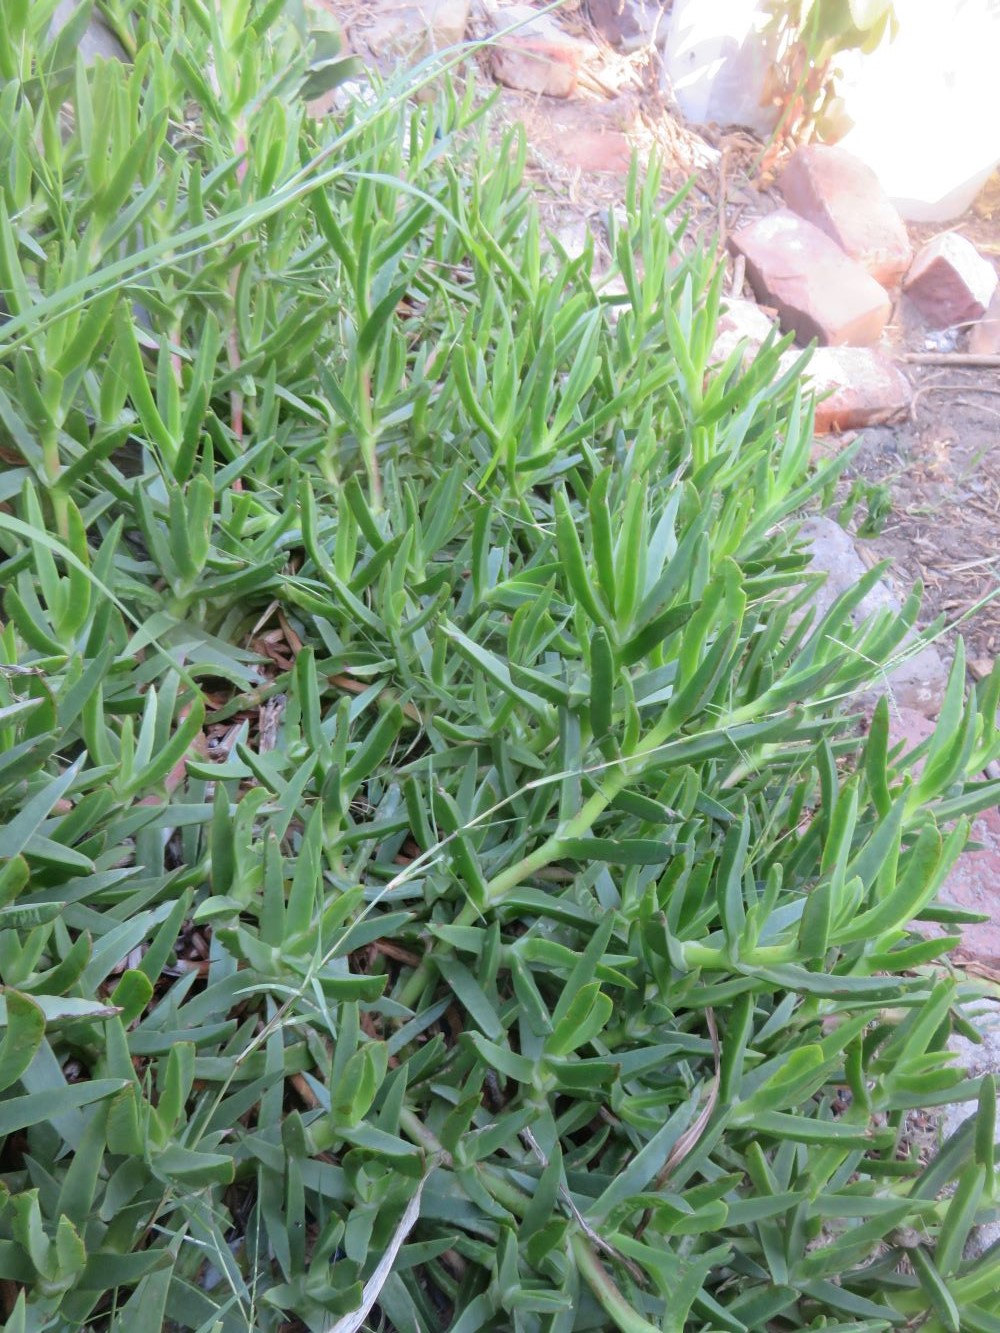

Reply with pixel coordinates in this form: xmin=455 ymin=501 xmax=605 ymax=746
xmin=484 ymin=772 xmax=631 ymax=901
xmin=398 ymin=770 xmax=634 ymax=1009
xmin=571 ymin=1233 xmax=665 ymax=1333
xmin=480 ymin=689 xmax=762 ymax=906
xmin=397 ymin=702 xmax=788 ymax=1012
xmin=398 ymin=1106 xmax=451 ymax=1162
xmin=397 ymin=1107 xmax=526 ymax=1217
xmin=41 ymin=427 xmax=69 ymax=539
xmin=681 ymin=941 xmax=798 ymax=969
xmin=359 ymin=366 xmax=382 ymax=513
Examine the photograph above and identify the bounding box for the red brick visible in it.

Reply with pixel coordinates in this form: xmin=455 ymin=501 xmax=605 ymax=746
xmin=969 ymin=285 xmax=1000 ymax=354
xmin=903 ymin=232 xmax=999 ymax=329
xmin=729 ymin=210 xmax=892 ymax=347
xmin=779 ymin=144 xmax=912 ymax=288
xmin=780 ymin=345 xmax=911 ymax=433
xmin=491 ymin=5 xmax=590 ymax=98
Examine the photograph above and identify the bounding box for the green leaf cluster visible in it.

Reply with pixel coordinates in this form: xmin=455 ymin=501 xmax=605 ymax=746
xmin=0 ymin=3 xmax=997 ymax=1330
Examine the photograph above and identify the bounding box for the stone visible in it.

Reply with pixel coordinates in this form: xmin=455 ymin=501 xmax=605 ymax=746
xmin=320 ymin=78 xmax=379 ymax=116
xmin=781 ymin=346 xmax=911 ymax=433
xmin=587 ymin=0 xmax=667 ymax=51
xmin=596 ymin=272 xmax=631 ymax=324
xmin=501 ymin=95 xmax=642 ymax=174
xmin=969 ymin=285 xmax=1000 ymax=355
xmin=490 ymin=5 xmax=592 ymax=98
xmin=874 ymin=637 xmax=951 ymax=722
xmin=798 ymin=516 xmax=950 ymax=718
xmin=943 ymin=1017 xmax=1000 ymax=1259
xmin=711 ymin=298 xmax=776 ymax=365
xmin=423 ymin=0 xmax=471 ymax=46
xmin=549 ymin=219 xmax=592 ymax=260
xmin=517 ymin=96 xmax=640 ymax=174
xmin=729 ymin=210 xmax=892 ymax=348
xmin=936 ymin=806 xmax=1000 ymax=960
xmin=779 ymin=144 xmax=912 ymax=288
xmin=363 ymin=0 xmax=470 ymax=60
xmin=51 ymin=0 xmax=128 ymax=63
xmin=903 ymin=232 xmax=999 ymax=329
xmin=662 ymin=0 xmax=779 ymax=138
xmin=885 ymin=706 xmax=936 ymax=770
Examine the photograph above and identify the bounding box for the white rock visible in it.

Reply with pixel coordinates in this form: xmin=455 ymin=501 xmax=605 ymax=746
xmin=549 ymin=219 xmax=593 ymax=260
xmin=364 ymin=0 xmax=471 ymax=60
xmin=798 ymin=517 xmax=949 ymax=719
xmin=711 ymin=298 xmax=775 ymax=365
xmin=588 ymin=0 xmax=669 ymax=52
xmin=328 ymin=79 xmax=379 ymax=111
xmin=943 ymin=1024 xmax=1000 ymax=1260
xmin=662 ymin=0 xmax=778 ymax=137
xmin=51 ymin=0 xmax=128 ymax=63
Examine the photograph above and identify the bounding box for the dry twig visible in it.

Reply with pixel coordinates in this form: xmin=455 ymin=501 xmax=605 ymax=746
xmin=518 ymin=1126 xmax=646 ymax=1283
xmin=903 ymin=352 xmax=1000 ymax=368
xmin=635 ymin=1008 xmax=721 ymax=1239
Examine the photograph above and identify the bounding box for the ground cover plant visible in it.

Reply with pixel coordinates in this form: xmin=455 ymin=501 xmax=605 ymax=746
xmin=1 ymin=1 xmax=999 ymax=1329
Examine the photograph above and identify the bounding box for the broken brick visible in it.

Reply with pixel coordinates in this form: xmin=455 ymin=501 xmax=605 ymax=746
xmin=903 ymin=232 xmax=999 ymax=329
xmin=782 ymin=345 xmax=911 ymax=433
xmin=490 ymin=5 xmax=592 ymax=98
xmin=779 ymin=144 xmax=912 ymax=288
xmin=729 ymin=210 xmax=892 ymax=347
